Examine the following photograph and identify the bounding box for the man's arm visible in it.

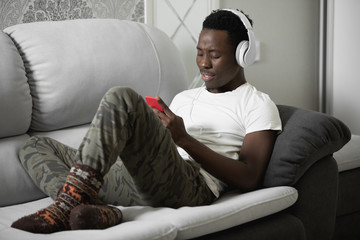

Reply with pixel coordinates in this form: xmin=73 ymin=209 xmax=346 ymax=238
xmin=152 ymin=97 xmax=276 ymax=192
xmin=178 ymin=130 xmax=276 ymax=191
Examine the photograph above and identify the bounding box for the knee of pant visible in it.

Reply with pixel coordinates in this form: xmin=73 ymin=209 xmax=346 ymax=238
xmin=105 ymin=87 xmax=140 ymax=107
xmin=106 ymin=86 xmax=138 ymax=98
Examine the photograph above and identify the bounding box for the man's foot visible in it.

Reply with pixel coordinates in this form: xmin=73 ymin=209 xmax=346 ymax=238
xmin=11 ymin=164 xmax=103 ymax=233
xmin=69 ymin=204 xmax=123 ymax=230
xmin=11 ymin=203 xmax=70 ymax=233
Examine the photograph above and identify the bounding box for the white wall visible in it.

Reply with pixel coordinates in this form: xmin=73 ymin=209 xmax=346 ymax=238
xmin=147 ymin=0 xmax=320 ymax=110
xmin=145 ymin=0 xmax=219 ymax=85
xmin=330 ymin=0 xmax=360 ymax=134
xmin=220 ymin=0 xmax=320 ymax=110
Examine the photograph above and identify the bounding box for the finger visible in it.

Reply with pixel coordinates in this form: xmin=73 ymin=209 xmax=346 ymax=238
xmin=153 ymin=108 xmax=166 ymax=117
xmin=153 ymin=108 xmax=168 ymax=123
xmin=156 ymin=97 xmax=172 ymax=115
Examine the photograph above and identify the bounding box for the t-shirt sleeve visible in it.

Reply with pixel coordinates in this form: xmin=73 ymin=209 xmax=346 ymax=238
xmin=245 ymin=97 xmax=282 ymax=134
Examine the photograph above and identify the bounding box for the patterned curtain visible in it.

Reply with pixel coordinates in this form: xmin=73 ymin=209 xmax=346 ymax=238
xmin=0 ymin=0 xmax=144 ymax=30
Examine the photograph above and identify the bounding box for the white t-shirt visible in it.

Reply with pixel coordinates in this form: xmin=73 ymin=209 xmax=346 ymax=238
xmin=169 ymin=83 xmax=282 ymax=197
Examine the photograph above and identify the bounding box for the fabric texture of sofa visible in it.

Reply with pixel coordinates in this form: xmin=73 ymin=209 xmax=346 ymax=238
xmin=0 ymin=19 xmax=358 ymax=240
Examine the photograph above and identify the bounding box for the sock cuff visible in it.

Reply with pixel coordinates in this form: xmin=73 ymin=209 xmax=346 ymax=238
xmin=69 ymin=164 xmax=104 ymax=189
xmin=59 ymin=164 xmax=104 ymax=204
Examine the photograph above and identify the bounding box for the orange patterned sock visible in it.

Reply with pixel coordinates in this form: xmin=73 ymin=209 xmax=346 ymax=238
xmin=69 ymin=204 xmax=123 ymax=230
xmin=11 ymin=164 xmax=103 ymax=233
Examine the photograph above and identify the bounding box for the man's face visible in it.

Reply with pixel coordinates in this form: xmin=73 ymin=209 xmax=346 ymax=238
xmin=196 ymin=29 xmax=241 ymax=92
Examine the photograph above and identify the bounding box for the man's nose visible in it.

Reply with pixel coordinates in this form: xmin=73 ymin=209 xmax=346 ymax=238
xmin=200 ymin=56 xmax=211 ymax=68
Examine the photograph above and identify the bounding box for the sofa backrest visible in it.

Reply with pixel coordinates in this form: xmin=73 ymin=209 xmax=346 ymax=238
xmin=3 ymin=19 xmax=188 ymax=132
xmin=0 ymin=31 xmax=32 ymax=138
xmin=0 ymin=19 xmax=188 ymax=207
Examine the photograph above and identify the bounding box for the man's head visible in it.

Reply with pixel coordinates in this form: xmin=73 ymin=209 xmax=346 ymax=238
xmin=202 ymin=10 xmax=253 ymax=55
xmin=196 ymin=9 xmax=254 ymax=93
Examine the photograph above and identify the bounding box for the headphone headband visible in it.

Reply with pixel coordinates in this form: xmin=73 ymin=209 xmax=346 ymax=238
xmin=223 ymin=9 xmax=252 ymax=30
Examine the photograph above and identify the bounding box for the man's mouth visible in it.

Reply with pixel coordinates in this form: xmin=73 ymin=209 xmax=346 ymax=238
xmin=201 ymin=72 xmax=215 ymax=81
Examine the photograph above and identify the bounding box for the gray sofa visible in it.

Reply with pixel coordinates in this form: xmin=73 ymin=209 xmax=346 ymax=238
xmin=0 ymin=19 xmax=358 ymax=240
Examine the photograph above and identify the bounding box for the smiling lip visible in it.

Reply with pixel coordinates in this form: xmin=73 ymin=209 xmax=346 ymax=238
xmin=201 ymin=72 xmax=215 ymax=81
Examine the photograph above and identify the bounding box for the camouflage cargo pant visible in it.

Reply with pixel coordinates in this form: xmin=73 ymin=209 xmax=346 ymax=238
xmin=19 ymin=87 xmax=215 ymax=208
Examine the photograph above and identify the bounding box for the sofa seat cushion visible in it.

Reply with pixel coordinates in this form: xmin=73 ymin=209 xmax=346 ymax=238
xmin=334 ymin=134 xmax=360 ymax=172
xmin=130 ymin=186 xmax=298 ymax=239
xmin=0 ymin=186 xmax=297 ymax=240
xmin=0 ymin=197 xmax=177 ymax=240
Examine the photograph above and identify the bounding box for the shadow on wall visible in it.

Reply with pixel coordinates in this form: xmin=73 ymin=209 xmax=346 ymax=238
xmin=0 ymin=0 xmax=144 ymax=30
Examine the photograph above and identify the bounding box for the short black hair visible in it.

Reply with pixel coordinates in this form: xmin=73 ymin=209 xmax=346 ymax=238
xmin=202 ymin=9 xmax=253 ymax=49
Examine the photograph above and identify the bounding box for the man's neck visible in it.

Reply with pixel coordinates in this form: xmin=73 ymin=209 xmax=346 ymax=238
xmin=207 ymin=80 xmax=247 ymax=93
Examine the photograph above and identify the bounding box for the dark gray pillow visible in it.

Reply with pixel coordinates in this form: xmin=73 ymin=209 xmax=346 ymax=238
xmin=263 ymin=105 xmax=351 ymax=187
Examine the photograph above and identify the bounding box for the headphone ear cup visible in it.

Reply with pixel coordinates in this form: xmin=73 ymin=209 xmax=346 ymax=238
xmin=236 ymin=40 xmax=249 ymax=67
xmin=223 ymin=9 xmax=257 ymax=67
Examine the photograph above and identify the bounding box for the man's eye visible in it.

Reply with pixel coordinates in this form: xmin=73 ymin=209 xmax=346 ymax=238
xmin=211 ymin=55 xmax=220 ymax=59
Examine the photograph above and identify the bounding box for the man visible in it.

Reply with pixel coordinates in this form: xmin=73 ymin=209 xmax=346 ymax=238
xmin=12 ymin=9 xmax=281 ymax=233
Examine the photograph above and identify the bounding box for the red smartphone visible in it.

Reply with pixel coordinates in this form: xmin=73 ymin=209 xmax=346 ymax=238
xmin=145 ymin=96 xmax=164 ymax=112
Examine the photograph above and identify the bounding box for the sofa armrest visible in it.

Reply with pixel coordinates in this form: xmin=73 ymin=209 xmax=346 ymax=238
xmin=291 ymin=155 xmax=338 ymax=240
xmin=263 ymin=105 xmax=351 ymax=187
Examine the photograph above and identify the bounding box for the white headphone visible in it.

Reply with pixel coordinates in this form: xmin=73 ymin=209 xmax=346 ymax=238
xmin=223 ymin=9 xmax=257 ymax=68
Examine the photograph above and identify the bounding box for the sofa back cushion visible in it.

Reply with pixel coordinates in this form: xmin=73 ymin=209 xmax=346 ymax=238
xmin=4 ymin=19 xmax=188 ymax=131
xmin=0 ymin=31 xmax=31 ymax=138
xmin=0 ymin=135 xmax=47 ymax=207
